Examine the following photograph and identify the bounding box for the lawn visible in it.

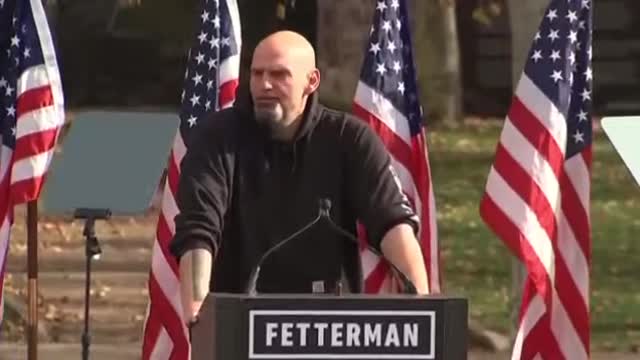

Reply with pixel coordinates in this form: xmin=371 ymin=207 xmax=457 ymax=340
xmin=428 ymin=123 xmax=640 ymax=352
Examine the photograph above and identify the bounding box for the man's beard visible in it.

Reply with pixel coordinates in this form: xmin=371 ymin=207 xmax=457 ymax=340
xmin=254 ymin=104 xmax=284 ymax=133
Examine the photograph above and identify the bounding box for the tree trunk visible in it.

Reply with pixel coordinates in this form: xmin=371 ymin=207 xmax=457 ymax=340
xmin=412 ymin=0 xmax=463 ymax=127
xmin=506 ymin=0 xmax=548 ymax=335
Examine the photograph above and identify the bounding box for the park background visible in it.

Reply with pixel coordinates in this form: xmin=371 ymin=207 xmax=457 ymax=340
xmin=1 ymin=0 xmax=639 ymax=358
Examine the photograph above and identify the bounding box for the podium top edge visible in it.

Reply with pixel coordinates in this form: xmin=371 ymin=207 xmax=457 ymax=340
xmin=208 ymin=293 xmax=467 ymax=301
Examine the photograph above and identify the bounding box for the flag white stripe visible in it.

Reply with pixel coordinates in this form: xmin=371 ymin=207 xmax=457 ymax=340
xmin=150 ymin=327 xmax=172 ymax=360
xmin=0 ymin=217 xmax=11 ymax=280
xmin=0 ymin=217 xmax=12 ymax=325
xmin=389 ymin=156 xmax=422 ymax=217
xmin=172 ymin=132 xmax=187 ymax=169
xmin=485 ymin=168 xmax=556 ymax=281
xmin=161 ymin=184 xmax=178 ymax=236
xmin=16 ymin=64 xmax=51 ymax=96
xmin=360 ymin=248 xmax=380 ymax=279
xmin=219 ymin=54 xmax=241 ymax=86
xmin=565 ymin=156 xmax=590 ymax=221
xmin=11 ymin=150 xmax=55 ymax=183
xmin=15 ymin=106 xmax=62 ymax=138
xmin=354 ymin=82 xmax=411 ymax=146
xmin=551 ymin=288 xmax=588 ymax=360
xmin=557 ymin=212 xmax=590 ymax=304
xmin=0 ymin=146 xmax=12 ymax=184
xmin=227 ymin=0 xmax=242 ymax=51
xmin=510 ymin=293 xmax=546 ymax=360
xmin=502 ymin=117 xmax=562 ymax=214
xmin=516 ymin=75 xmax=567 ymax=153
xmin=151 ymin=241 xmax=183 ymax=319
xmin=29 ymin=0 xmax=65 ymax=107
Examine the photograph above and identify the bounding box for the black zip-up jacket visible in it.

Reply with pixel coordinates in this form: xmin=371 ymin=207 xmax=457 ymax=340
xmin=169 ymin=91 xmax=419 ymax=294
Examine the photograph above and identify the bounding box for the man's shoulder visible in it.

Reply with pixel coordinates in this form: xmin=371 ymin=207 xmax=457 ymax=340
xmin=316 ymin=103 xmax=372 ymax=136
xmin=194 ymin=107 xmax=243 ymax=134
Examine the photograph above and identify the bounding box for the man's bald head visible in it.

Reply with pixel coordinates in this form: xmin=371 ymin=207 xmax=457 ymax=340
xmin=249 ymin=31 xmax=321 ymax=141
xmin=253 ymin=31 xmax=317 ymax=71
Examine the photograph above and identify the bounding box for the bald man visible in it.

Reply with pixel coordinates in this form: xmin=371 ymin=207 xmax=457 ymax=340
xmin=170 ymin=31 xmax=429 ymax=328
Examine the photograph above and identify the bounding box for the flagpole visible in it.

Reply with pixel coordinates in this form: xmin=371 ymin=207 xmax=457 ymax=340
xmin=26 ymin=201 xmax=39 ymax=360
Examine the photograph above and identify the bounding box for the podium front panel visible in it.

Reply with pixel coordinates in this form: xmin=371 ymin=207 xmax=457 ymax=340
xmin=192 ymin=294 xmax=467 ymax=360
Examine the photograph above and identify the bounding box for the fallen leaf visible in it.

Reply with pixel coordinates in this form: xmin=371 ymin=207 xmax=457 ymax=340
xmin=49 ymin=246 xmax=63 ymax=253
xmin=43 ymin=223 xmax=56 ymax=230
xmin=44 ymin=304 xmax=59 ymax=321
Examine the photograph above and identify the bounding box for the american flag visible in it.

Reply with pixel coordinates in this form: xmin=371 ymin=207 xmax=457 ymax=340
xmin=141 ymin=0 xmax=241 ymax=358
xmin=0 ymin=0 xmax=65 ymax=324
xmin=479 ymin=0 xmax=592 ymax=358
xmin=352 ymin=0 xmax=440 ymax=294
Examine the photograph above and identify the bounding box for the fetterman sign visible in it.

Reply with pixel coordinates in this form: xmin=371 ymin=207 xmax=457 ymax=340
xmin=188 ymin=293 xmax=467 ymax=360
xmin=249 ymin=310 xmax=435 ymax=359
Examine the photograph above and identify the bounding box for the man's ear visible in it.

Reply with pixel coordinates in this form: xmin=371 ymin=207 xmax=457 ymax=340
xmin=305 ymin=69 xmax=321 ymax=94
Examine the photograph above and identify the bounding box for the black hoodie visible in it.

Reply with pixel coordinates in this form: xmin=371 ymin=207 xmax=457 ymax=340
xmin=169 ymin=90 xmax=419 ymax=294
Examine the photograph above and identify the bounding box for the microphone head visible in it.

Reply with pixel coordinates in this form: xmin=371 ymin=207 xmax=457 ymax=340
xmin=319 ymin=198 xmax=332 ymax=213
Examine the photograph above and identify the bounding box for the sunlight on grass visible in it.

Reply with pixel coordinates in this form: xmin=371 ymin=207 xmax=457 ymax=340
xmin=428 ymin=126 xmax=640 ymax=352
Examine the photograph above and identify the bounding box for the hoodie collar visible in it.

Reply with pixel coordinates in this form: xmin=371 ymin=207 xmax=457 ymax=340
xmin=235 ymin=87 xmax=322 ymax=144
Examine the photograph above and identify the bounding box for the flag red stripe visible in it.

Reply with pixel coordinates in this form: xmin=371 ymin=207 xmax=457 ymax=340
xmin=582 ymin=148 xmax=592 ymax=172
xmin=479 ymin=194 xmax=553 ymax=303
xmin=167 ymin=151 xmax=181 ymax=199
xmin=10 ymin=174 xmax=47 ymax=204
xmin=148 ymin=275 xmax=188 ymax=355
xmin=411 ymin=135 xmax=436 ymax=277
xmin=16 ymin=85 xmax=53 ymax=115
xmin=488 ymin=133 xmax=589 ymax=336
xmin=353 ymin=103 xmax=438 ymax=292
xmin=141 ymin=297 xmax=163 ymax=360
xmin=364 ymin=260 xmax=389 ymax=292
xmin=156 ymin=213 xmax=179 ymax=276
xmin=218 ymin=79 xmax=239 ymax=108
xmin=12 ymin=127 xmax=59 ymax=161
xmin=560 ymin=168 xmax=590 ymax=260
xmin=0 ymin=170 xmax=13 ymax=209
xmin=554 ymin=249 xmax=590 ymax=349
xmin=0 ymin=167 xmax=14 ymax=324
xmin=509 ymin=97 xmax=565 ymax=177
xmin=518 ymin=279 xmax=565 ymax=360
xmin=352 ymin=103 xmax=414 ymax=174
xmin=522 ymin=314 xmax=565 ymax=360
xmin=492 ymin=143 xmax=558 ymax=247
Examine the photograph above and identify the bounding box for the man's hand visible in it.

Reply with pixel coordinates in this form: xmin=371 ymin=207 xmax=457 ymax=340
xmin=380 ymin=223 xmax=430 ymax=294
xmin=179 ymin=249 xmax=213 ymax=325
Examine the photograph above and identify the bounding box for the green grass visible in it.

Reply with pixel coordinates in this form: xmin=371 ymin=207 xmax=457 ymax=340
xmin=429 ymin=124 xmax=640 ymax=352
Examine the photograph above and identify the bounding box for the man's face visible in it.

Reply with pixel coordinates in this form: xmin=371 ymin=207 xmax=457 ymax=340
xmin=249 ymin=47 xmax=310 ymax=130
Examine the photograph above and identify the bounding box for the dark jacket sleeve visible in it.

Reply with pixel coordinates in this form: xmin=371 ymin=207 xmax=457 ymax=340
xmin=344 ymin=118 xmax=420 ymax=251
xmin=168 ymin=120 xmax=231 ymax=262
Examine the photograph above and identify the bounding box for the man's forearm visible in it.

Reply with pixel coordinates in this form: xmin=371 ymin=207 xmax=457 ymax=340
xmin=380 ymin=223 xmax=430 ymax=294
xmin=179 ymin=248 xmax=213 ymax=323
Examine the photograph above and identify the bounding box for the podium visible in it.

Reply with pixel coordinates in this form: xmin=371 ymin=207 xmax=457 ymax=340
xmin=191 ymin=293 xmax=468 ymax=360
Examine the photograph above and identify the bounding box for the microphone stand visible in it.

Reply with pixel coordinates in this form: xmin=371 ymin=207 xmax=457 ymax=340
xmin=73 ymin=208 xmax=111 ymax=360
xmin=245 ymin=211 xmax=323 ymax=296
xmin=317 ymin=199 xmax=418 ymax=295
xmin=245 ymin=199 xmax=418 ymax=296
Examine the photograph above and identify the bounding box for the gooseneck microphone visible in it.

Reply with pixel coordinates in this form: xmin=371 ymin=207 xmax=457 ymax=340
xmin=245 ymin=207 xmax=324 ymax=296
xmin=318 ymin=199 xmax=418 ymax=295
xmin=245 ymin=198 xmax=418 ymax=296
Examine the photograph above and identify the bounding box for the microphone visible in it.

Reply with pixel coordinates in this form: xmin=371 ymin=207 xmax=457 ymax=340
xmin=244 ymin=199 xmax=418 ymax=296
xmin=245 ymin=207 xmax=324 ymax=296
xmin=318 ymin=198 xmax=418 ymax=295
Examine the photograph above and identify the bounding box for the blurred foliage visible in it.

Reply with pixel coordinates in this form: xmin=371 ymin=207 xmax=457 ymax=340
xmin=472 ymin=0 xmax=505 ymax=27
